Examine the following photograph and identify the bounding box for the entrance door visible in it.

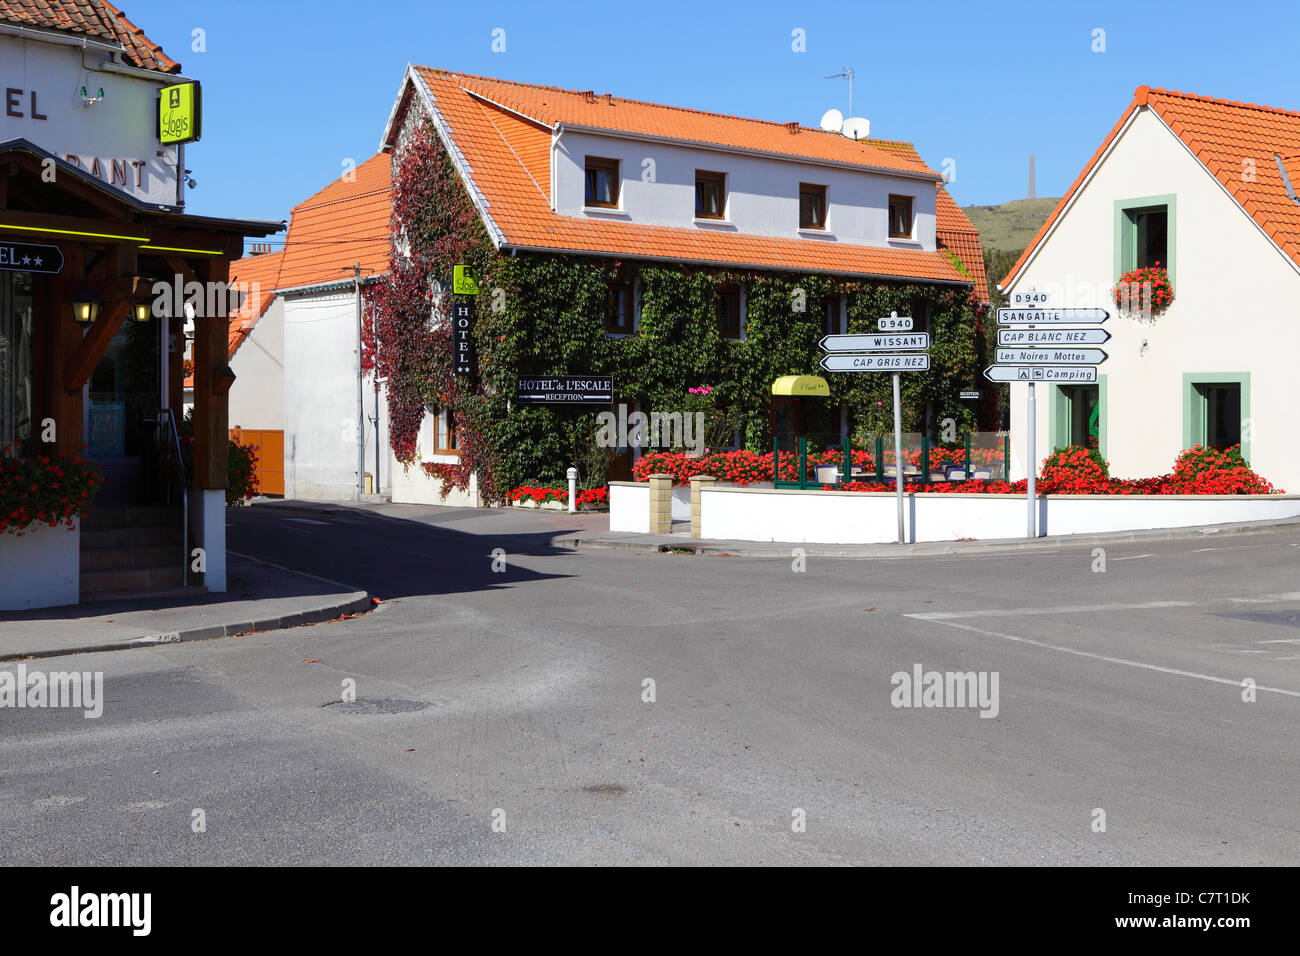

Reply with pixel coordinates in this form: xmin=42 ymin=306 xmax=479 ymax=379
xmin=87 ymin=317 xmax=162 ymax=503
xmin=0 ymin=271 xmax=34 ymax=453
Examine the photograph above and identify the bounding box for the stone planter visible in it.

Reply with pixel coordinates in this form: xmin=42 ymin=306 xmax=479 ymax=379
xmin=0 ymin=518 xmax=80 ymax=610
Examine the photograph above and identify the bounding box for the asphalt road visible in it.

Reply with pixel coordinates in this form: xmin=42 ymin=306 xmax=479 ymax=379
xmin=2 ymin=499 xmax=1298 ymax=865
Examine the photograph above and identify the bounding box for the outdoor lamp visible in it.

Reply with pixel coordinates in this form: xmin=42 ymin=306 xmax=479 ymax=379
xmin=134 ymin=302 xmax=152 ymax=322
xmin=71 ymin=283 xmax=100 ymax=327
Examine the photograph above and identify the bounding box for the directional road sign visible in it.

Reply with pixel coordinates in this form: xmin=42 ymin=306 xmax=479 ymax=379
xmin=820 ymin=332 xmax=929 ymax=352
xmin=995 ymin=347 xmax=1108 ymax=365
xmin=984 ymin=365 xmax=1098 ymax=383
xmin=821 ymin=353 xmax=931 ymax=372
xmin=998 ymin=328 xmax=1111 ymax=346
xmin=996 ymin=307 xmax=1109 ymax=325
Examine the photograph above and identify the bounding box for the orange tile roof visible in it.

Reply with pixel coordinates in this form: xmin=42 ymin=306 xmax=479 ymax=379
xmin=274 ymin=153 xmax=392 ymax=292
xmin=935 ymin=188 xmax=990 ymax=303
xmin=1003 ymin=86 xmax=1300 ymax=288
xmin=226 ymin=250 xmax=283 ymax=357
xmin=0 ymin=0 xmax=180 ymax=72
xmin=399 ymin=68 xmax=967 ymax=286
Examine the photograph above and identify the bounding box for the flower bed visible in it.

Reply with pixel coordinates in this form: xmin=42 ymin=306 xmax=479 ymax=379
xmin=832 ymin=446 xmax=1279 ymax=496
xmin=633 ymin=447 xmax=1005 ymax=486
xmin=506 ymin=486 xmax=610 ymax=509
xmin=1 ymin=450 xmax=103 ymax=535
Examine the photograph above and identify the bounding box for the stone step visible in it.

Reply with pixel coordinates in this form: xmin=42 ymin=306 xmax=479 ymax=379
xmin=80 ymin=543 xmax=181 ymax=572
xmin=80 ymin=566 xmax=185 ymax=595
xmin=82 ymin=505 xmax=184 ymax=530
xmin=82 ymin=525 xmax=183 ymax=549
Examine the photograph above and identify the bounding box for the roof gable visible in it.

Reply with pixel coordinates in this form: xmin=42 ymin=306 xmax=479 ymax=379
xmin=1003 ymin=86 xmax=1300 ymax=288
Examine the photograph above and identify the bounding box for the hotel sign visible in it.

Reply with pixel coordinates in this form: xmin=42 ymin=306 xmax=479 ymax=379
xmin=516 ymin=376 xmax=613 ymax=404
xmin=158 ymin=81 xmax=201 ymax=145
xmin=0 ymin=241 xmax=63 ymax=274
xmin=452 ymin=299 xmax=476 ymax=378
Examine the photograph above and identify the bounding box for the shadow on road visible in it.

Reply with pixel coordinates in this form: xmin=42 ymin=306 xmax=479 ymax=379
xmin=227 ymin=500 xmax=581 ymax=601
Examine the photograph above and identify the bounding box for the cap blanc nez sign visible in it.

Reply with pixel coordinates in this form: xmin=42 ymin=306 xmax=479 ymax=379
xmin=516 ymin=376 xmax=613 ymax=404
xmin=158 ymin=82 xmax=201 ymax=145
xmin=0 ymin=241 xmax=63 ymax=274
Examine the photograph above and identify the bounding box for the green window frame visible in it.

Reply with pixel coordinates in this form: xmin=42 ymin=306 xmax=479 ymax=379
xmin=1182 ymin=372 xmax=1250 ymax=461
xmin=1049 ymin=374 xmax=1107 ymax=459
xmin=1114 ymin=193 xmax=1177 ymax=283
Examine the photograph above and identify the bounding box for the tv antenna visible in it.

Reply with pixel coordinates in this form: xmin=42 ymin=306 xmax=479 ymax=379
xmin=825 ymin=67 xmax=855 ymax=117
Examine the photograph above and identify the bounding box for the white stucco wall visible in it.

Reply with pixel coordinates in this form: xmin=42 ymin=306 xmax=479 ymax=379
xmin=609 ymin=482 xmax=650 ymax=533
xmin=0 ymin=34 xmax=180 ymax=205
xmin=229 ymin=297 xmax=284 ymax=431
xmin=1004 ymin=107 xmax=1300 ymax=491
xmin=389 ymin=449 xmax=482 ymax=508
xmin=0 ymin=520 xmax=79 ymax=609
xmin=690 ymin=486 xmax=1300 ymax=544
xmin=283 ymin=291 xmax=389 ymax=500
xmin=555 ymin=130 xmax=937 ymax=251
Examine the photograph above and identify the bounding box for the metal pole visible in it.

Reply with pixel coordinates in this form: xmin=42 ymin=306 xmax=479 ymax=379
xmin=893 ymin=371 xmax=904 ymax=544
xmin=354 ymin=263 xmax=364 ymax=501
xmin=1027 ymin=381 xmax=1036 ymax=538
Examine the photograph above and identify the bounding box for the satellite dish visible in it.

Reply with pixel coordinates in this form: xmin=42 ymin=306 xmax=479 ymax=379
xmin=841 ymin=116 xmax=870 ymax=141
xmin=819 ymin=108 xmax=844 ymax=133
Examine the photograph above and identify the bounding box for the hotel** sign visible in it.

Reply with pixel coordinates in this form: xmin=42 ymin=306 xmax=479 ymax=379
xmin=158 ymin=81 xmax=201 ymax=145
xmin=516 ymin=376 xmax=613 ymax=404
xmin=452 ymin=299 xmax=476 ymax=378
xmin=0 ymin=241 xmax=63 ymax=274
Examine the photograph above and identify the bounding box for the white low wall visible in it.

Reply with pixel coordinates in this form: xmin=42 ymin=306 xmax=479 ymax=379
xmin=0 ymin=519 xmax=79 ymax=609
xmin=610 ymin=482 xmax=650 ymax=533
xmin=390 ymin=454 xmax=483 ymax=508
xmin=680 ymin=485 xmax=1300 ymax=544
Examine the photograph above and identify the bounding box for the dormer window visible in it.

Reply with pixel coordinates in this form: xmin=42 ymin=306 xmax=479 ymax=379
xmin=800 ymin=184 xmax=827 ymax=229
xmin=888 ymin=194 xmax=914 ymax=238
xmin=585 ymin=157 xmax=619 ymax=207
xmin=696 ymin=170 xmax=726 ymax=219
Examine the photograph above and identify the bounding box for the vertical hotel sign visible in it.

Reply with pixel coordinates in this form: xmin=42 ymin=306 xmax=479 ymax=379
xmin=452 ymin=266 xmax=478 ymax=378
xmin=158 ymin=82 xmax=202 ymax=145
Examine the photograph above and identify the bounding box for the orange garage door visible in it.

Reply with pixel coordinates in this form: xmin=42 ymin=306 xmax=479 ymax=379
xmin=230 ymin=428 xmax=284 ymax=496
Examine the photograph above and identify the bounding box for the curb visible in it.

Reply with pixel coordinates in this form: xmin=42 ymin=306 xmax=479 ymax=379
xmin=554 ymin=516 xmax=1300 ymax=560
xmin=1 ymin=554 xmax=374 ymax=662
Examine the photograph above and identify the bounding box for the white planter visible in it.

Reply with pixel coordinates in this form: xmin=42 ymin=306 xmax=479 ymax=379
xmin=0 ymin=518 xmax=80 ymax=610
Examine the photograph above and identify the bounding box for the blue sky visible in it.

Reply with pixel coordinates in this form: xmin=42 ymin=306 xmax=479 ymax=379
xmin=124 ymin=0 xmax=1300 ymax=235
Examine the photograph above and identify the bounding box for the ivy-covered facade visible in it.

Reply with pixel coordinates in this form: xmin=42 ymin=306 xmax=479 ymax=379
xmin=368 ymin=70 xmax=992 ymax=502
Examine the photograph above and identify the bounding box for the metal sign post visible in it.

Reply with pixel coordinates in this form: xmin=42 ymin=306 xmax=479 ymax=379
xmin=1027 ymin=382 xmax=1036 ymax=538
xmin=893 ymin=371 xmax=905 ymax=544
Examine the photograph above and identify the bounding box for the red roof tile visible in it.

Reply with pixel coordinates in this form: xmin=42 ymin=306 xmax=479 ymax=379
xmin=402 ymin=68 xmax=968 ymax=285
xmin=275 ymin=153 xmax=392 ymax=292
xmin=0 ymin=0 xmax=180 ymax=72
xmin=1004 ymin=86 xmax=1300 ymax=287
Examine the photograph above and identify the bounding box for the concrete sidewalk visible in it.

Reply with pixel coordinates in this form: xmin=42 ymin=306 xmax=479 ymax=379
xmin=551 ymin=514 xmax=1300 ymax=558
xmin=0 ymin=551 xmax=372 ymax=661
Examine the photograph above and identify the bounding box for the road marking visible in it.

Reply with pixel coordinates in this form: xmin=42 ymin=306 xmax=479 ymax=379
xmin=284 ymin=517 xmax=330 ymax=526
xmin=912 ymin=618 xmax=1300 ymax=699
xmin=907 ymin=601 xmax=1195 ymax=621
xmin=1111 ymin=554 xmax=1155 ymax=561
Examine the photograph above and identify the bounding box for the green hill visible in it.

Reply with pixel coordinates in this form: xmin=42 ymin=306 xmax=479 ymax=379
xmin=962 ymin=198 xmax=1060 ymax=254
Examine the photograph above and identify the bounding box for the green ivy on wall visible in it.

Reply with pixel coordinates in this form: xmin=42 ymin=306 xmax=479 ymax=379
xmin=371 ymin=119 xmax=984 ymax=500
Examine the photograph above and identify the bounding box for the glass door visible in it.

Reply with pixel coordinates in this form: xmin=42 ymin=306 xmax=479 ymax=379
xmin=0 ymin=271 xmax=34 ymax=455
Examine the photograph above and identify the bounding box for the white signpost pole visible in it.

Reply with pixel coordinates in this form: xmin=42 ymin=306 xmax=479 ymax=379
xmin=1027 ymin=382 xmax=1036 ymax=538
xmin=893 ymin=371 xmax=905 ymax=544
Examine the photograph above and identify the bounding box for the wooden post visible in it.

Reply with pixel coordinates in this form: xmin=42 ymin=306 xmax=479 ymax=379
xmin=192 ymin=258 xmax=231 ymax=490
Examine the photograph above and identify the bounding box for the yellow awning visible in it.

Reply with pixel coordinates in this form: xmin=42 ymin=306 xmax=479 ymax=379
xmin=771 ymin=375 xmax=830 ymax=397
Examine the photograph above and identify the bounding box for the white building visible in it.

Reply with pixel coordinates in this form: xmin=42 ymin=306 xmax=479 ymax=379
xmin=219 ymin=154 xmax=392 ymax=501
xmin=1001 ymin=86 xmax=1300 ymax=491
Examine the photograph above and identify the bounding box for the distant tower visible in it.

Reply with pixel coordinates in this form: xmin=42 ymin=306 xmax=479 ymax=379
xmin=1027 ymin=154 xmax=1037 ymax=200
